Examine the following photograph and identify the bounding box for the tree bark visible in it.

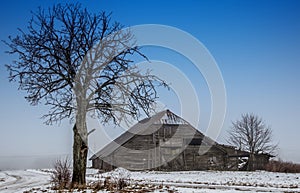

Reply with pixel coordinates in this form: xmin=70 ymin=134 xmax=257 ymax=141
xmin=247 ymin=153 xmax=254 ymax=171
xmin=72 ymin=124 xmax=88 ymax=186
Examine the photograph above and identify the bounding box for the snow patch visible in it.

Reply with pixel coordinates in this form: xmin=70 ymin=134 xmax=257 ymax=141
xmin=1 ymin=168 xmax=300 ymax=192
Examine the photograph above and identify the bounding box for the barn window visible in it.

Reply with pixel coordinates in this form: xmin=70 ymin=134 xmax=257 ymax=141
xmin=185 ymin=138 xmax=202 ymax=145
xmin=208 ymin=156 xmax=217 ymax=165
xmin=171 ymin=148 xmax=181 ymax=155
xmin=163 ymin=126 xmax=173 ymax=137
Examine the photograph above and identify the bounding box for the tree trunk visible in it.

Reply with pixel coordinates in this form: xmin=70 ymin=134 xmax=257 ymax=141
xmin=247 ymin=153 xmax=254 ymax=171
xmin=72 ymin=80 xmax=89 ymax=186
xmin=71 ymin=123 xmax=88 ymax=186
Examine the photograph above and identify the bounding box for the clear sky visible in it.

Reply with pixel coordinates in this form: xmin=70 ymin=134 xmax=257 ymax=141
xmin=0 ymin=0 xmax=299 ymax=169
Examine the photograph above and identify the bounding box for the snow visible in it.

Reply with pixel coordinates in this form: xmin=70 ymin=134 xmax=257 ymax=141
xmin=123 ymin=170 xmax=300 ymax=189
xmin=0 ymin=169 xmax=50 ymax=193
xmin=0 ymin=168 xmax=299 ymax=192
xmin=95 ymin=169 xmax=300 ymax=192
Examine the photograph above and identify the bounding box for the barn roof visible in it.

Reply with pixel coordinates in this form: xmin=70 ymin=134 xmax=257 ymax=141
xmin=90 ymin=109 xmax=223 ymax=160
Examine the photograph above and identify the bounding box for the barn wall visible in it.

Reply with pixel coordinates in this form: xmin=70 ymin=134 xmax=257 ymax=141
xmin=92 ymin=124 xmax=231 ymax=171
xmin=253 ymin=154 xmax=270 ymax=170
xmin=90 ymin=111 xmax=272 ymax=171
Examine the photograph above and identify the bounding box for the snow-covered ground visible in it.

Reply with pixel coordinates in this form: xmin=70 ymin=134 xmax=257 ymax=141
xmin=0 ymin=168 xmax=299 ymax=192
xmin=0 ymin=169 xmax=50 ymax=193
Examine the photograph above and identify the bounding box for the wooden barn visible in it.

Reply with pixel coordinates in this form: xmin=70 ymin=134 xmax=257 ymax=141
xmin=90 ymin=110 xmax=272 ymax=171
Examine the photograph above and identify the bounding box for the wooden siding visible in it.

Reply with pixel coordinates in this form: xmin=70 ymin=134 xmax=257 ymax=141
xmin=90 ymin=110 xmax=272 ymax=172
xmin=92 ymin=123 xmax=231 ymax=171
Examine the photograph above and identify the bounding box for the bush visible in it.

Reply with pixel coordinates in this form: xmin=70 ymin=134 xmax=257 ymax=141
xmin=50 ymin=158 xmax=71 ymax=189
xmin=265 ymin=160 xmax=300 ymax=173
xmin=111 ymin=168 xmax=131 ymax=190
xmin=90 ymin=168 xmax=130 ymax=191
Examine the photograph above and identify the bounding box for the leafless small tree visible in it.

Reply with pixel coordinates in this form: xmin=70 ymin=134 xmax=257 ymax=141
xmin=228 ymin=113 xmax=277 ymax=170
xmin=50 ymin=158 xmax=71 ymax=190
xmin=4 ymin=3 xmax=167 ymax=186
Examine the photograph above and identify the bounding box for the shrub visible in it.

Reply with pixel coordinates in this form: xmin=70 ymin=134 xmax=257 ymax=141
xmin=50 ymin=158 xmax=71 ymax=189
xmin=111 ymin=168 xmax=131 ymax=190
xmin=90 ymin=168 xmax=130 ymax=191
xmin=265 ymin=160 xmax=300 ymax=173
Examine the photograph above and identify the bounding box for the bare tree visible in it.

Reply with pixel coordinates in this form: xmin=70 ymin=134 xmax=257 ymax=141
xmin=50 ymin=158 xmax=71 ymax=189
xmin=4 ymin=3 xmax=167 ymax=186
xmin=228 ymin=113 xmax=277 ymax=170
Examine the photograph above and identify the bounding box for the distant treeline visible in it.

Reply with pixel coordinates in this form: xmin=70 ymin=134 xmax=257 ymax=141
xmin=265 ymin=160 xmax=300 ymax=173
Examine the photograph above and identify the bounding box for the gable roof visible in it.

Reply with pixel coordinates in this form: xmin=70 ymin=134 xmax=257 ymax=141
xmin=90 ymin=109 xmax=222 ymax=160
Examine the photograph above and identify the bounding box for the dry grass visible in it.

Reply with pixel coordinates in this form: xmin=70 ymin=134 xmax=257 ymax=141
xmin=90 ymin=174 xmax=130 ymax=191
xmin=50 ymin=158 xmax=71 ymax=189
xmin=265 ymin=160 xmax=300 ymax=173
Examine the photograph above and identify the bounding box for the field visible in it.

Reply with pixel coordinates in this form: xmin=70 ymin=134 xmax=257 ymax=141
xmin=0 ymin=168 xmax=300 ymax=192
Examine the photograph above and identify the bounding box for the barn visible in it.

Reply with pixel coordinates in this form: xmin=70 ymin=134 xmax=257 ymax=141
xmin=90 ymin=110 xmax=272 ymax=171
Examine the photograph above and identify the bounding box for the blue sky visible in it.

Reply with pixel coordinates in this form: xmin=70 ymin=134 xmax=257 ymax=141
xmin=0 ymin=0 xmax=299 ymax=169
